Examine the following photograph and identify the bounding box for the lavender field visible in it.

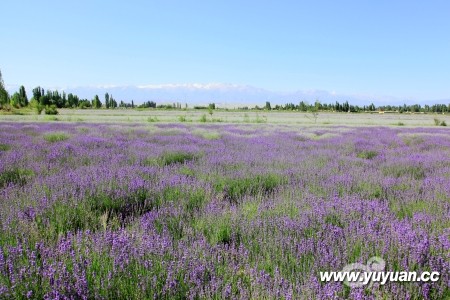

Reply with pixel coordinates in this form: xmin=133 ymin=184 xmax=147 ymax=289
xmin=0 ymin=122 xmax=449 ymax=299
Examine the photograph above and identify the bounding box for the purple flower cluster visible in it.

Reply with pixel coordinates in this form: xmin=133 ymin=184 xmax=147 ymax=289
xmin=0 ymin=122 xmax=449 ymax=299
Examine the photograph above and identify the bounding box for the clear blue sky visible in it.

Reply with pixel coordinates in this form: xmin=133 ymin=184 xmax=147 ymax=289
xmin=1 ymin=0 xmax=450 ymax=101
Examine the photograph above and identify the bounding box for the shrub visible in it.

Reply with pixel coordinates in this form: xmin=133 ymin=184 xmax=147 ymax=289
xmin=433 ymin=118 xmax=446 ymax=126
xmin=43 ymin=132 xmax=69 ymax=142
xmin=36 ymin=104 xmax=44 ymax=115
xmin=199 ymin=114 xmax=207 ymax=122
xmin=44 ymin=105 xmax=59 ymax=115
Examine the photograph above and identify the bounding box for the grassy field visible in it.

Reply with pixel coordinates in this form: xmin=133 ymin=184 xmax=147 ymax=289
xmin=0 ymin=112 xmax=449 ymax=299
xmin=1 ymin=108 xmax=450 ymax=126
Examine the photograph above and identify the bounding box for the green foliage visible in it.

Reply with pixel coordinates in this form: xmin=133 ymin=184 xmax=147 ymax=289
xmin=215 ymin=173 xmax=284 ymax=203
xmin=43 ymin=132 xmax=69 ymax=142
xmin=44 ymin=104 xmax=59 ymax=115
xmin=356 ymin=150 xmax=378 ymax=159
xmin=157 ymin=151 xmax=199 ymax=166
xmin=29 ymin=99 xmax=44 ymax=114
xmin=0 ymin=69 xmax=10 ymax=107
xmin=383 ymin=164 xmax=426 ymax=180
xmin=36 ymin=202 xmax=99 ymax=240
xmin=0 ymin=144 xmax=11 ymax=151
xmin=433 ymin=118 xmax=447 ymax=126
xmin=354 ymin=181 xmax=383 ymax=199
xmin=195 ymin=214 xmax=234 ymax=245
xmin=402 ymin=135 xmax=424 ymax=146
xmin=9 ymin=86 xmax=28 ymax=108
xmin=147 ymin=116 xmax=159 ymax=122
xmin=44 ymin=115 xmax=59 ymax=121
xmin=193 ymin=130 xmax=221 ymax=140
xmin=324 ymin=213 xmax=343 ymax=228
xmin=393 ymin=200 xmax=429 ymax=219
xmin=10 ymin=92 xmax=21 ymax=108
xmin=92 ymin=95 xmax=102 ymax=109
xmin=255 ymin=114 xmax=267 ymax=123
xmin=0 ymin=168 xmax=34 ymax=188
xmin=184 ymin=189 xmax=207 ymax=214
xmin=178 ymin=166 xmax=196 ymax=177
xmin=199 ymin=114 xmax=207 ymax=122
xmin=178 ymin=115 xmax=188 ymax=122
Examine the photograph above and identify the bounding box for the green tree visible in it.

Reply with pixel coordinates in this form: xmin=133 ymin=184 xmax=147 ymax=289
xmin=19 ymin=85 xmax=28 ymax=106
xmin=92 ymin=95 xmax=102 ymax=108
xmin=265 ymin=101 xmax=271 ymax=110
xmin=32 ymin=86 xmax=43 ymax=103
xmin=105 ymin=92 xmax=110 ymax=109
xmin=299 ymin=101 xmax=308 ymax=112
xmin=109 ymin=95 xmax=117 ymax=108
xmin=10 ymin=92 xmax=21 ymax=108
xmin=0 ymin=69 xmax=10 ymax=108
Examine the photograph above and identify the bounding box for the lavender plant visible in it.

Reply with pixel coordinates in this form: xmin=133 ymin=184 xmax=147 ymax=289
xmin=0 ymin=122 xmax=449 ymax=299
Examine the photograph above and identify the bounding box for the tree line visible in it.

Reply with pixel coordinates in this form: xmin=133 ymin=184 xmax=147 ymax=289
xmin=1 ymin=70 xmax=449 ymax=113
xmin=256 ymin=100 xmax=450 ymax=113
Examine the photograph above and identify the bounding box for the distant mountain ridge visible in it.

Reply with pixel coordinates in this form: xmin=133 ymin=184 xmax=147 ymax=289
xmin=6 ymin=83 xmax=450 ymax=107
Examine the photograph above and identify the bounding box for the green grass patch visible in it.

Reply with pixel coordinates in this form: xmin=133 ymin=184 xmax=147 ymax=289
xmin=88 ymin=189 xmax=153 ymax=225
xmin=0 ymin=168 xmax=34 ymax=188
xmin=392 ymin=200 xmax=432 ymax=219
xmin=348 ymin=240 xmax=364 ymax=262
xmin=147 ymin=116 xmax=159 ymax=122
xmin=158 ymin=151 xmax=199 ymax=166
xmin=214 ymin=173 xmax=285 ymax=204
xmin=43 ymin=132 xmax=69 ymax=142
xmin=36 ymin=202 xmax=100 ymax=240
xmin=192 ymin=129 xmax=221 ymax=140
xmin=260 ymin=201 xmax=300 ymax=219
xmin=178 ymin=166 xmax=196 ymax=177
xmin=44 ymin=115 xmax=59 ymax=121
xmin=0 ymin=144 xmax=11 ymax=151
xmin=178 ymin=115 xmax=188 ymax=122
xmin=324 ymin=213 xmax=343 ymax=228
xmin=194 ymin=214 xmax=237 ymax=245
xmin=354 ymin=181 xmax=383 ymax=199
xmin=402 ymin=135 xmax=424 ymax=146
xmin=382 ymin=164 xmax=426 ymax=180
xmin=356 ymin=150 xmax=378 ymax=159
xmin=241 ymin=201 xmax=259 ymax=220
xmin=77 ymin=127 xmax=89 ymax=133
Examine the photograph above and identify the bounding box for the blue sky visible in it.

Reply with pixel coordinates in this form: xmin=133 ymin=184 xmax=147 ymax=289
xmin=2 ymin=1 xmax=450 ymax=102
